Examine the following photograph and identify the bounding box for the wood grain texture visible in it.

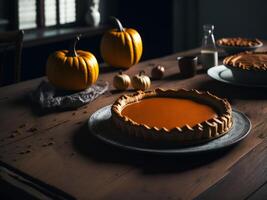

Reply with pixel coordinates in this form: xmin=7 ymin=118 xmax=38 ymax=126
xmin=0 ymin=44 xmax=267 ymax=199
xmin=196 ymin=139 xmax=267 ymax=200
xmin=248 ymin=182 xmax=267 ymax=200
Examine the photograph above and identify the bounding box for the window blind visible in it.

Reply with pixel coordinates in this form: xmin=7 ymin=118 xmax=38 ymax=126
xmin=18 ymin=0 xmax=77 ymax=29
xmin=59 ymin=0 xmax=76 ymax=24
xmin=18 ymin=0 xmax=37 ymax=29
xmin=45 ymin=0 xmax=57 ymax=26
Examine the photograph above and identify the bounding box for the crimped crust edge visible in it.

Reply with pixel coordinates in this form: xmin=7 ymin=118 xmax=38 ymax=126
xmin=223 ymin=51 xmax=267 ymax=71
xmin=111 ymin=88 xmax=233 ymax=143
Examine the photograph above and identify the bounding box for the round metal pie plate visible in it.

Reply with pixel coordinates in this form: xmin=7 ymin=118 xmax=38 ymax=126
xmin=208 ymin=65 xmax=267 ymax=88
xmin=88 ymin=105 xmax=251 ymax=154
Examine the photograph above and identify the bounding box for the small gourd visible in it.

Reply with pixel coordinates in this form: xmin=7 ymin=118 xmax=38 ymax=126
xmin=151 ymin=65 xmax=165 ymax=80
xmin=113 ymin=71 xmax=131 ymax=90
xmin=131 ymin=71 xmax=151 ymax=90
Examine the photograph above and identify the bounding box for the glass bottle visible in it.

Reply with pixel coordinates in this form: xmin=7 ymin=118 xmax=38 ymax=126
xmin=200 ymin=24 xmax=218 ymax=70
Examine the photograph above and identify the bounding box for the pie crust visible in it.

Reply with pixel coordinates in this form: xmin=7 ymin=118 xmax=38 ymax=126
xmin=217 ymin=37 xmax=262 ymax=47
xmin=223 ymin=51 xmax=267 ymax=71
xmin=111 ymin=88 xmax=232 ymax=143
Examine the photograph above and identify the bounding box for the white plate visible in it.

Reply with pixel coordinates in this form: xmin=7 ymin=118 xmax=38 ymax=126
xmin=207 ymin=65 xmax=267 ymax=88
xmin=88 ymin=105 xmax=251 ymax=155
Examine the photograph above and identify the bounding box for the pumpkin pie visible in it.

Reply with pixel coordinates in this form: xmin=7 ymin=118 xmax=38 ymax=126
xmin=112 ymin=88 xmax=232 ymax=143
xmin=223 ymin=51 xmax=267 ymax=71
xmin=223 ymin=51 xmax=267 ymax=83
xmin=217 ymin=37 xmax=262 ymax=47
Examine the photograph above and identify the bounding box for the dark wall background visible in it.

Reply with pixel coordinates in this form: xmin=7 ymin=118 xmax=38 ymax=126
xmin=173 ymin=0 xmax=267 ymax=51
xmin=0 ymin=1 xmax=10 ymax=18
xmin=117 ymin=0 xmax=173 ymax=59
xmin=1 ymin=0 xmax=267 ymax=84
xmin=198 ymin=0 xmax=267 ymax=40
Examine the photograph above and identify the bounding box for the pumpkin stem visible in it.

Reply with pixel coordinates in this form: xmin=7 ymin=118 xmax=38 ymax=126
xmin=110 ymin=16 xmax=124 ymax=32
xmin=119 ymin=70 xmax=123 ymax=75
xmin=67 ymin=35 xmax=81 ymax=57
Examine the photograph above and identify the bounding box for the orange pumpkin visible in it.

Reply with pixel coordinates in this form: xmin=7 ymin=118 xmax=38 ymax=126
xmin=100 ymin=17 xmax=143 ymax=68
xmin=46 ymin=36 xmax=99 ymax=91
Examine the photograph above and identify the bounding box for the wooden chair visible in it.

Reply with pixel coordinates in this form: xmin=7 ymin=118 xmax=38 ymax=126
xmin=0 ymin=30 xmax=24 ymax=84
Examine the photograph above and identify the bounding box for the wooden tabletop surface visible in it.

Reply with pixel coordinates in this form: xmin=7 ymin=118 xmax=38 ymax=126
xmin=1 ymin=44 xmax=267 ymax=200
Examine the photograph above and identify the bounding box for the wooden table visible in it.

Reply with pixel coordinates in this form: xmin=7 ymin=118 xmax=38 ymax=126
xmin=1 ymin=45 xmax=267 ymax=200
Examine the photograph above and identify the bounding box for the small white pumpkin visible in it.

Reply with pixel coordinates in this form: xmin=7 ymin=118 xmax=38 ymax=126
xmin=113 ymin=71 xmax=131 ymax=90
xmin=131 ymin=71 xmax=151 ymax=90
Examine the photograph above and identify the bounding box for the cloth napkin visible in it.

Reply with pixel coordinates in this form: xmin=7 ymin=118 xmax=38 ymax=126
xmin=30 ymin=80 xmax=109 ymax=110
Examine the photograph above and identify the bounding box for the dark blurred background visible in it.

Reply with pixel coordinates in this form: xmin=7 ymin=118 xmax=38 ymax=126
xmin=0 ymin=0 xmax=267 ymax=85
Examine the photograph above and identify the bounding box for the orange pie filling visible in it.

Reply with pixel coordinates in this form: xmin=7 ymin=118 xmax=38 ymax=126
xmin=121 ymin=98 xmax=217 ymax=130
xmin=112 ymin=89 xmax=232 ymax=143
